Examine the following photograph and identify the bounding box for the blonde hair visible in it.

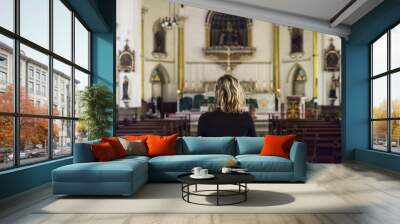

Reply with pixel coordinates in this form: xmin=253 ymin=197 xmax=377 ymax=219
xmin=215 ymin=74 xmax=245 ymax=113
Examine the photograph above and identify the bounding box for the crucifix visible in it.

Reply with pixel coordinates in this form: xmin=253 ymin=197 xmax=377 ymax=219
xmin=225 ymin=47 xmax=233 ymax=74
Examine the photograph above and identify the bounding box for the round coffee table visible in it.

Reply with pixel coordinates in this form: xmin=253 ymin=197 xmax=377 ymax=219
xmin=177 ymin=173 xmax=255 ymax=206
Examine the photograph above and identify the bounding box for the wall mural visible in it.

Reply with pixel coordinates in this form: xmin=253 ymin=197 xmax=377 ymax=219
xmin=207 ymin=12 xmax=251 ymax=47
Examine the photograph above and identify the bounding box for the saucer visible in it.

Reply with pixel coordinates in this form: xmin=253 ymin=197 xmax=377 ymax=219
xmin=190 ymin=174 xmax=215 ymax=179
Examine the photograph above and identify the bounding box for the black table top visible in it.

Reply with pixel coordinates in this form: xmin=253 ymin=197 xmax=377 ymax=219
xmin=177 ymin=172 xmax=255 ymax=185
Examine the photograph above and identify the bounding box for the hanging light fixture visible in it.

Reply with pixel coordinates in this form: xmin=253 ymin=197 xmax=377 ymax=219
xmin=159 ymin=2 xmax=178 ymax=29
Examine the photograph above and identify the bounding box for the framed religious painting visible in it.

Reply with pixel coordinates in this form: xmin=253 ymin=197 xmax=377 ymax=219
xmin=118 ymin=40 xmax=135 ymax=72
xmin=324 ymin=38 xmax=340 ymax=72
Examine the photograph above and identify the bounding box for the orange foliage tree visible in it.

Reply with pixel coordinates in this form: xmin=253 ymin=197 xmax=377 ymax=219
xmin=372 ymin=99 xmax=400 ymax=142
xmin=0 ymin=85 xmax=59 ymax=152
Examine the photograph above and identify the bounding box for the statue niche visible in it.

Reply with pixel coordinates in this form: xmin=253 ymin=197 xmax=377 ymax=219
xmin=288 ymin=64 xmax=307 ymax=97
xmin=152 ymin=20 xmax=167 ymax=58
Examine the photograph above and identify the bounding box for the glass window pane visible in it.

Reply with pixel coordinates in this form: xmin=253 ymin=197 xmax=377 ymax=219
xmin=391 ymin=120 xmax=400 ymax=153
xmin=0 ymin=35 xmax=14 ymax=112
xmin=391 ymin=24 xmax=400 ymax=70
xmin=20 ymin=0 xmax=49 ymax=49
xmin=53 ymin=59 xmax=72 ymax=117
xmin=372 ymin=33 xmax=387 ymax=76
xmin=372 ymin=76 xmax=387 ymax=119
xmin=391 ymin=72 xmax=400 ymax=118
xmin=53 ymin=0 xmax=72 ymax=60
xmin=75 ymin=18 xmax=89 ymax=70
xmin=53 ymin=119 xmax=72 ymax=157
xmin=372 ymin=121 xmax=388 ymax=151
xmin=75 ymin=120 xmax=88 ymax=143
xmin=74 ymin=69 xmax=89 ymax=118
xmin=20 ymin=117 xmax=49 ymax=165
xmin=0 ymin=116 xmax=14 ymax=170
xmin=20 ymin=44 xmax=49 ymax=115
xmin=0 ymin=0 xmax=14 ymax=31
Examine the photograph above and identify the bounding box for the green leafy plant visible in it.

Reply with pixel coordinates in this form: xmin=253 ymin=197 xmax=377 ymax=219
xmin=79 ymin=84 xmax=113 ymax=140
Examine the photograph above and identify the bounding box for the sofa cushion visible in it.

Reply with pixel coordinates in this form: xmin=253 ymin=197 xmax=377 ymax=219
xmin=118 ymin=138 xmax=147 ymax=156
xmin=147 ymin=134 xmax=178 ymax=157
xmin=101 ymin=137 xmax=127 ymax=158
xmin=53 ymin=158 xmax=147 ymax=183
xmin=180 ymin=137 xmax=235 ymax=155
xmin=236 ymin=137 xmax=264 ymax=155
xmin=260 ymin=135 xmax=296 ymax=159
xmin=149 ymin=154 xmax=235 ymax=172
xmin=236 ymin=155 xmax=293 ymax=172
xmin=91 ymin=142 xmax=118 ymax=162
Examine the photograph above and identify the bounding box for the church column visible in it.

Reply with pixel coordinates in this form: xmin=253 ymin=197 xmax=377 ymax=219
xmin=273 ymin=25 xmax=280 ymax=95
xmin=178 ymin=18 xmax=185 ymax=94
xmin=248 ymin=22 xmax=253 ymax=47
xmin=140 ymin=8 xmax=147 ymax=100
xmin=312 ymin=31 xmax=318 ymax=99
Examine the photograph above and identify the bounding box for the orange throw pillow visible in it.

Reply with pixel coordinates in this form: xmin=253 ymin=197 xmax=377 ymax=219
xmin=101 ymin=137 xmax=126 ymax=158
xmin=260 ymin=135 xmax=296 ymax=159
xmin=124 ymin=135 xmax=148 ymax=141
xmin=91 ymin=142 xmax=117 ymax=162
xmin=146 ymin=134 xmax=177 ymax=157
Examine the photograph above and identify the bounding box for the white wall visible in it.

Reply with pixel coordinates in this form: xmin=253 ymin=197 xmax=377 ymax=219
xmin=116 ymin=0 xmax=142 ymax=108
xmin=142 ymin=0 xmax=178 ymax=102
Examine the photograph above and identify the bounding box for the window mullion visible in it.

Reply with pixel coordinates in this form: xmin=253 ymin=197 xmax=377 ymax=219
xmin=48 ymin=0 xmax=54 ymax=160
xmin=13 ymin=0 xmax=21 ymax=167
xmin=388 ymin=30 xmax=391 ymax=152
xmin=71 ymin=10 xmax=76 ymax=154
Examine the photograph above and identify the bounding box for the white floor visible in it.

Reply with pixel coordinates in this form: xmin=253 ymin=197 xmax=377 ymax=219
xmin=1 ymin=162 xmax=400 ymax=224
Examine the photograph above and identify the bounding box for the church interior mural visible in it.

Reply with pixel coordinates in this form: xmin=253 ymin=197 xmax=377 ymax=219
xmin=116 ymin=0 xmax=342 ymax=162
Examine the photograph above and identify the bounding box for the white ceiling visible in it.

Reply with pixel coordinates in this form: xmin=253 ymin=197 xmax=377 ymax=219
xmin=172 ymin=0 xmax=384 ymax=37
xmin=223 ymin=0 xmax=353 ymax=23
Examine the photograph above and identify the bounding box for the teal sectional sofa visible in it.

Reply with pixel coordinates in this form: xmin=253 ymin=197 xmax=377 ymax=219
xmin=52 ymin=137 xmax=307 ymax=196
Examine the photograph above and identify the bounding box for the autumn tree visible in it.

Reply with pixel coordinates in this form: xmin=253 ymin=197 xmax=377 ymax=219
xmin=372 ymin=99 xmax=400 ymax=142
xmin=0 ymin=85 xmax=59 ymax=153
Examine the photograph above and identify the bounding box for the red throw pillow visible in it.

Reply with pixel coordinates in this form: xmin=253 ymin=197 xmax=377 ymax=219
xmin=260 ymin=135 xmax=296 ymax=159
xmin=101 ymin=137 xmax=126 ymax=158
xmin=124 ymin=135 xmax=148 ymax=141
xmin=146 ymin=134 xmax=177 ymax=157
xmin=91 ymin=142 xmax=117 ymax=161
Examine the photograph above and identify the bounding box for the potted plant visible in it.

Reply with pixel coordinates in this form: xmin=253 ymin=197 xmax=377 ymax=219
xmin=79 ymin=84 xmax=113 ymax=140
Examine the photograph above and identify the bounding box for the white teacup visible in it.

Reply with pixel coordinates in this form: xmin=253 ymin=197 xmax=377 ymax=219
xmin=221 ymin=167 xmax=232 ymax=174
xmin=199 ymin=169 xmax=208 ymax=176
xmin=191 ymin=167 xmax=202 ymax=176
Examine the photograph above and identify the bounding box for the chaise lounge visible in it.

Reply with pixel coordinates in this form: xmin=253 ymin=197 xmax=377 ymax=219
xmin=52 ymin=137 xmax=307 ymax=196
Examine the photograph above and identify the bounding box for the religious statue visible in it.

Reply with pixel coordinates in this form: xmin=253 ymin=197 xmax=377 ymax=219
xmin=218 ymin=21 xmax=243 ymax=46
xmin=153 ymin=29 xmax=166 ymax=53
xmin=289 ymin=27 xmax=304 ymax=56
xmin=329 ymin=73 xmax=340 ymax=105
xmin=122 ymin=75 xmax=130 ymax=100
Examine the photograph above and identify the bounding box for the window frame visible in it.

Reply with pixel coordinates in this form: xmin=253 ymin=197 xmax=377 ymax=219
xmin=0 ymin=0 xmax=92 ymax=171
xmin=370 ymin=21 xmax=400 ymax=154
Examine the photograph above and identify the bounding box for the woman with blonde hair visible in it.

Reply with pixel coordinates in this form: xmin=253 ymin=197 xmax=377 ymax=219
xmin=198 ymin=74 xmax=256 ymax=137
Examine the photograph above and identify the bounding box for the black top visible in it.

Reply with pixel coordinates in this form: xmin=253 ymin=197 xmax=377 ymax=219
xmin=177 ymin=173 xmax=255 ymax=185
xmin=197 ymin=109 xmax=256 ymax=137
